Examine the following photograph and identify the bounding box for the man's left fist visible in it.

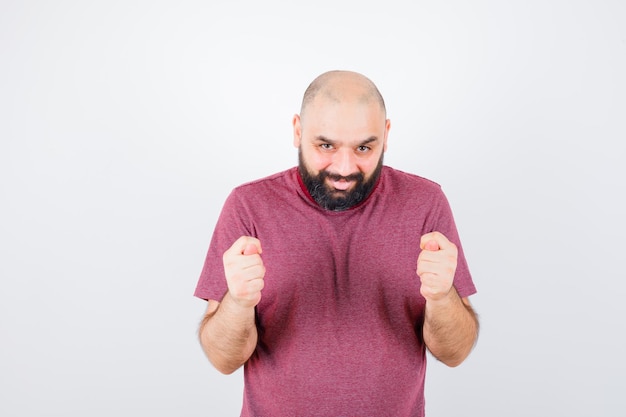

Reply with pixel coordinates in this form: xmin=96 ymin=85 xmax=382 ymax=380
xmin=416 ymin=231 xmax=458 ymax=301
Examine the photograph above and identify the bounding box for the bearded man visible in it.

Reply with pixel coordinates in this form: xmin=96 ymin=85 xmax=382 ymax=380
xmin=195 ymin=70 xmax=479 ymax=417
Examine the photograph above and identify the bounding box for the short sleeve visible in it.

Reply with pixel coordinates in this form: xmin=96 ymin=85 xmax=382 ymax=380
xmin=433 ymin=189 xmax=477 ymax=299
xmin=193 ymin=189 xmax=254 ymax=301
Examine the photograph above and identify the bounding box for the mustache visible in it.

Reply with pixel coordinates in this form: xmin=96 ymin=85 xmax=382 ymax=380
xmin=319 ymin=171 xmax=364 ymax=183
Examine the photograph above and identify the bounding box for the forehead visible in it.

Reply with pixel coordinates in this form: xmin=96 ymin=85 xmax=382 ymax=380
xmin=301 ymin=96 xmax=386 ymax=140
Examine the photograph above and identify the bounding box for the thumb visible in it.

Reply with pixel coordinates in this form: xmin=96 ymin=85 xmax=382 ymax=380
xmin=243 ymin=243 xmax=260 ymax=255
xmin=424 ymin=239 xmax=440 ymax=251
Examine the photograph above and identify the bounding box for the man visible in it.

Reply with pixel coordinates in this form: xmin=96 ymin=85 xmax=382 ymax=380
xmin=195 ymin=70 xmax=479 ymax=416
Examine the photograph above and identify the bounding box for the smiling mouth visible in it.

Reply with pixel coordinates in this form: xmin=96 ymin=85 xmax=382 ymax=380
xmin=329 ymin=178 xmax=354 ymax=191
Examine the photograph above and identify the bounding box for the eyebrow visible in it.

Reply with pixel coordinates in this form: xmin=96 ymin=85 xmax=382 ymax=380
xmin=314 ymin=136 xmax=379 ymax=146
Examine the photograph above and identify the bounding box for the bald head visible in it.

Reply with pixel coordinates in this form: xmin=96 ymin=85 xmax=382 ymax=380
xmin=300 ymin=70 xmax=386 ymax=119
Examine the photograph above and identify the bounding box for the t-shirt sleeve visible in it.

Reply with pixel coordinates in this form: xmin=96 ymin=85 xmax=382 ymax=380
xmin=194 ymin=189 xmax=254 ymax=301
xmin=431 ymin=188 xmax=477 ymax=299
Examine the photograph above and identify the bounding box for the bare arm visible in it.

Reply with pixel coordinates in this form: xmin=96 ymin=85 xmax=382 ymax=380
xmin=198 ymin=236 xmax=265 ymax=374
xmin=199 ymin=295 xmax=258 ymax=374
xmin=423 ymin=292 xmax=479 ymax=367
xmin=417 ymin=232 xmax=479 ymax=367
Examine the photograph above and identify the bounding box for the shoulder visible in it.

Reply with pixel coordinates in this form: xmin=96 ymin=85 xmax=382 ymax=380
xmin=233 ymin=167 xmax=297 ymax=194
xmin=381 ymin=166 xmax=443 ymax=196
xmin=225 ymin=168 xmax=299 ymax=212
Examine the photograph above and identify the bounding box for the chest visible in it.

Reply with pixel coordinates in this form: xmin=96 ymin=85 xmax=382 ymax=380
xmin=254 ymin=205 xmax=428 ymax=325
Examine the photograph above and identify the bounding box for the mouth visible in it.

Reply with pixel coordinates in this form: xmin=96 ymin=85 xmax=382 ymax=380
xmin=328 ymin=178 xmax=354 ymax=191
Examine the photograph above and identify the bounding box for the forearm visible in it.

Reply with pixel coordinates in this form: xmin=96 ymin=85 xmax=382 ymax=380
xmin=198 ymin=292 xmax=258 ymax=374
xmin=423 ymin=288 xmax=478 ymax=367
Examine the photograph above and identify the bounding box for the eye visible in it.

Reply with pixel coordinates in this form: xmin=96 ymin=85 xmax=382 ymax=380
xmin=356 ymin=145 xmax=371 ymax=153
xmin=320 ymin=143 xmax=334 ymax=150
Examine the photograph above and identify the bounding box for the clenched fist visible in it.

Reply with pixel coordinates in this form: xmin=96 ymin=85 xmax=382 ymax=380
xmin=223 ymin=236 xmax=266 ymax=308
xmin=416 ymin=231 xmax=458 ymax=302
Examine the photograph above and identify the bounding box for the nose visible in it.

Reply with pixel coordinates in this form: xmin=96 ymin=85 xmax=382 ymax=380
xmin=332 ymin=149 xmax=357 ymax=177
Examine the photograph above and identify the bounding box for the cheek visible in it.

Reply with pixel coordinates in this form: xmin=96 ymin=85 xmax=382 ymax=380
xmin=305 ymin=152 xmax=332 ymax=173
xmin=359 ymin=155 xmax=382 ymax=177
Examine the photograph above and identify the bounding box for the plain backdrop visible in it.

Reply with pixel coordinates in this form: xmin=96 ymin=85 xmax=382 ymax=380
xmin=1 ymin=1 xmax=625 ymax=416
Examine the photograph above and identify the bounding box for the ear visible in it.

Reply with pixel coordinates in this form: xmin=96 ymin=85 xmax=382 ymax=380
xmin=292 ymin=114 xmax=302 ymax=148
xmin=383 ymin=118 xmax=391 ymax=152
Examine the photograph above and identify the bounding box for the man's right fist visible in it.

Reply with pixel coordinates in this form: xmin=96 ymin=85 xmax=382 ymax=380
xmin=223 ymin=236 xmax=266 ymax=308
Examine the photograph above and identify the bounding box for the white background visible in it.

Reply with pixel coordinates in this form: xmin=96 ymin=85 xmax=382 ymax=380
xmin=1 ymin=1 xmax=625 ymax=416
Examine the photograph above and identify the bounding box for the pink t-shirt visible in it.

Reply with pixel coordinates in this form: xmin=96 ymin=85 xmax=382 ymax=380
xmin=195 ymin=166 xmax=476 ymax=417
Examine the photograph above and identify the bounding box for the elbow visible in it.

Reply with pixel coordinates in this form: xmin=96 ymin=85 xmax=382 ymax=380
xmin=442 ymin=360 xmax=462 ymax=368
xmin=204 ymin=351 xmax=246 ymax=375
xmin=439 ymin=353 xmax=468 ymax=368
xmin=213 ymin=361 xmax=242 ymax=375
xmin=431 ymin=336 xmax=478 ymax=368
xmin=204 ymin=346 xmax=248 ymax=375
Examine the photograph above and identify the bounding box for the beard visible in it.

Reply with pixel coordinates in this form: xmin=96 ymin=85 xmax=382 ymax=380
xmin=298 ymin=150 xmax=384 ymax=211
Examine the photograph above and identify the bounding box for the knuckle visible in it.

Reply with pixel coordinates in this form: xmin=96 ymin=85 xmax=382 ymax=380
xmin=231 ymin=287 xmax=246 ymax=299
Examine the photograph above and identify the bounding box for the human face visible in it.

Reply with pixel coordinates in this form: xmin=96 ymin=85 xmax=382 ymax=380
xmin=293 ymin=98 xmax=390 ymax=210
